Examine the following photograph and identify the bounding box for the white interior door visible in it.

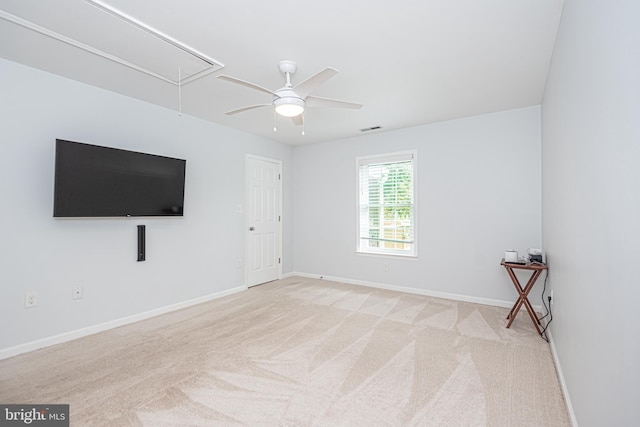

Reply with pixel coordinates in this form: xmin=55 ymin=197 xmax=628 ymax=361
xmin=245 ymin=155 xmax=281 ymax=287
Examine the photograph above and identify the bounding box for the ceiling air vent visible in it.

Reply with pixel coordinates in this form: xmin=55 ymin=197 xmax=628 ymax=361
xmin=360 ymin=126 xmax=383 ymax=132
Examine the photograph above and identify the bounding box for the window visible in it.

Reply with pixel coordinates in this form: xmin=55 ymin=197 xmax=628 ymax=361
xmin=357 ymin=151 xmax=417 ymax=257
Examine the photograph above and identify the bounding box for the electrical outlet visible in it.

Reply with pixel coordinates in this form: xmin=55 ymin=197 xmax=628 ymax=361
xmin=25 ymin=291 xmax=38 ymax=308
xmin=72 ymin=286 xmax=83 ymax=300
xmin=383 ymin=262 xmax=389 ymax=271
xmin=550 ymin=289 xmax=554 ymax=305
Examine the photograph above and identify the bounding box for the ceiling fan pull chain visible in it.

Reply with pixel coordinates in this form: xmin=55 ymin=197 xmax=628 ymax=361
xmin=302 ymin=113 xmax=305 ymax=136
xmin=273 ymin=109 xmax=277 ymax=132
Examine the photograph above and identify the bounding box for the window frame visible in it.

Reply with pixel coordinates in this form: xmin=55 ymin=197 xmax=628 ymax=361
xmin=355 ymin=150 xmax=418 ymax=258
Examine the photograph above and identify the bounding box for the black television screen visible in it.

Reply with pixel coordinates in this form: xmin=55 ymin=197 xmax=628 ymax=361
xmin=53 ymin=139 xmax=186 ymax=217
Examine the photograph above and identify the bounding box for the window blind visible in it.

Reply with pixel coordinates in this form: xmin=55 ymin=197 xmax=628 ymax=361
xmin=357 ymin=151 xmax=416 ymax=256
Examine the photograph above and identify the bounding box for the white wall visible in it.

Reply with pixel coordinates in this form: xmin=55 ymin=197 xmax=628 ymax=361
xmin=0 ymin=58 xmax=293 ymax=352
xmin=541 ymin=1 xmax=640 ymax=425
xmin=293 ymin=106 xmax=542 ymax=304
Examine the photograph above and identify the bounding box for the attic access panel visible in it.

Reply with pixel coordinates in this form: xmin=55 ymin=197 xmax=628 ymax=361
xmin=0 ymin=0 xmax=223 ymax=85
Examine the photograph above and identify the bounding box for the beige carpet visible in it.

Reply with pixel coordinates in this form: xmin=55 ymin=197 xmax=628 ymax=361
xmin=0 ymin=277 xmax=570 ymax=426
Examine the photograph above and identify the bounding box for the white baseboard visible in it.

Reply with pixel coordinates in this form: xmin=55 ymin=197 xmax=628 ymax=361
xmin=286 ymin=271 xmax=542 ymax=312
xmin=0 ymin=285 xmax=247 ymax=361
xmin=547 ymin=329 xmax=579 ymax=427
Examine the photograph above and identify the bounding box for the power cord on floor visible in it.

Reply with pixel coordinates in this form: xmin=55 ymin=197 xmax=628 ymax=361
xmin=537 ymin=271 xmax=552 ymax=342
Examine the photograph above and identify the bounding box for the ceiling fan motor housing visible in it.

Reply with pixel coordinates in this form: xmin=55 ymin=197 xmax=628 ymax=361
xmin=278 ymin=60 xmax=297 ymax=75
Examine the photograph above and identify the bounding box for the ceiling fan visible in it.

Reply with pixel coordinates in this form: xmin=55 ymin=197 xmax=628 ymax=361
xmin=217 ymin=60 xmax=362 ymax=128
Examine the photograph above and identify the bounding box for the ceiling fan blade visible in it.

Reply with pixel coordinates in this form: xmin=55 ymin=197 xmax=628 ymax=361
xmin=306 ymin=95 xmax=363 ymax=109
xmin=294 ymin=67 xmax=338 ymax=98
xmin=217 ymin=75 xmax=277 ymax=96
xmin=224 ymin=104 xmax=271 ymax=115
xmin=290 ymin=115 xmax=304 ymax=126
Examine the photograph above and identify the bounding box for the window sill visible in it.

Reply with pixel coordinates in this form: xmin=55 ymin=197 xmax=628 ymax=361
xmin=355 ymin=250 xmax=418 ymax=260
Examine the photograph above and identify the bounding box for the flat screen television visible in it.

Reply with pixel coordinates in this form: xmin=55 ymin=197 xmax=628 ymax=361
xmin=53 ymin=139 xmax=186 ymax=217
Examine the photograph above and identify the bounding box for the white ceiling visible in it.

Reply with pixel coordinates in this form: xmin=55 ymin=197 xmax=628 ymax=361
xmin=0 ymin=0 xmax=564 ymax=146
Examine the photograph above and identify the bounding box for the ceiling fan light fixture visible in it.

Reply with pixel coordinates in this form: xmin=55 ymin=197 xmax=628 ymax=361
xmin=274 ymin=97 xmax=305 ymax=117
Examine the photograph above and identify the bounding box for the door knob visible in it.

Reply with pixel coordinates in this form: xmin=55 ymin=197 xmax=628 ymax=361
xmin=249 ymin=226 xmax=255 ymax=231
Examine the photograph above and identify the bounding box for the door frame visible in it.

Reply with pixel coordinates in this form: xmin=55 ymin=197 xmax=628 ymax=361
xmin=245 ymin=154 xmax=283 ymax=287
